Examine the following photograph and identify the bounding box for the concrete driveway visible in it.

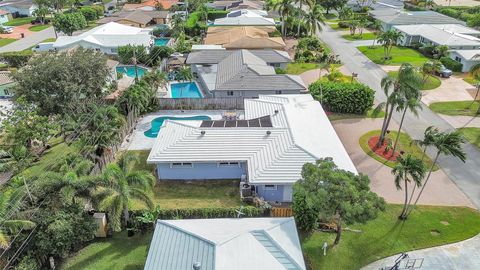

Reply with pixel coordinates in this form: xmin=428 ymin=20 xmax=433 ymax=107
xmin=434 ymin=0 xmax=479 ymax=6
xmin=362 ymin=234 xmax=480 ymax=270
xmin=332 ymin=118 xmax=473 ymax=207
xmin=0 ymin=24 xmax=33 ymax=39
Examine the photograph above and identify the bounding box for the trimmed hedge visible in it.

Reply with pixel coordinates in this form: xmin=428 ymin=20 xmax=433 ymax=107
xmin=133 ymin=206 xmax=265 ymax=220
xmin=0 ymin=50 xmax=33 ymax=67
xmin=207 ymin=10 xmax=228 ymax=20
xmin=440 ymin=57 xmax=463 ymax=72
xmin=309 ymin=80 xmax=375 ymax=114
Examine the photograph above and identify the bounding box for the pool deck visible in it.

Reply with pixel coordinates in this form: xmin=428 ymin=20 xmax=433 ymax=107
xmin=121 ymin=110 xmax=244 ymax=150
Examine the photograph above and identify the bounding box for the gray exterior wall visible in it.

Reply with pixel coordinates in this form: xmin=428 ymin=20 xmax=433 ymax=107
xmin=156 ymin=162 xmax=247 ymax=180
xmin=213 ymin=89 xmax=300 ymax=98
xmin=256 ymin=184 xmax=293 ymax=202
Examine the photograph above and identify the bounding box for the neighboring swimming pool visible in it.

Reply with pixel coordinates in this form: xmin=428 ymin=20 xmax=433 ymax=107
xmin=116 ymin=66 xmax=147 ymax=78
xmin=144 ymin=115 xmax=211 ymax=138
xmin=154 ymin=38 xmax=170 ymax=46
xmin=170 ymin=82 xmax=203 ymax=98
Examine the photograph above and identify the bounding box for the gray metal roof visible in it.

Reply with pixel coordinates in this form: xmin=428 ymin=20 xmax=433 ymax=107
xmin=370 ymin=10 xmax=464 ymax=26
xmin=186 ymin=49 xmax=291 ymax=65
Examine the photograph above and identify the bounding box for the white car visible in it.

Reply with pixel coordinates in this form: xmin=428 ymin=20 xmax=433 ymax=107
xmin=2 ymin=26 xmax=14 ymax=34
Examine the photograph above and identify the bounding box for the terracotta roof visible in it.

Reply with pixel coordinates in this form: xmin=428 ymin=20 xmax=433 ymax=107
xmin=97 ymin=10 xmax=169 ymax=25
xmin=205 ymin=27 xmax=285 ymax=50
xmin=0 ymin=71 xmax=13 ymax=86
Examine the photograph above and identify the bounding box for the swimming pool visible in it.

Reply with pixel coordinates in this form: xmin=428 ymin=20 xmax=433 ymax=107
xmin=116 ymin=66 xmax=147 ymax=78
xmin=171 ymin=82 xmax=203 ymax=98
xmin=154 ymin=38 xmax=170 ymax=46
xmin=144 ymin=115 xmax=211 ymax=138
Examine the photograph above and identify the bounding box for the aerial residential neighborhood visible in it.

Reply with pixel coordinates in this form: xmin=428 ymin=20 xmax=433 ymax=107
xmin=1 ymin=0 xmax=480 ymax=270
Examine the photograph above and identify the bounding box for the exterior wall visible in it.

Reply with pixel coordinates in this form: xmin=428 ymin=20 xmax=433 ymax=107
xmin=117 ymin=19 xmax=144 ymax=28
xmin=449 ymin=51 xmax=478 ymax=72
xmin=255 ymin=184 xmax=293 ymax=202
xmin=0 ymin=14 xmax=9 ymax=24
xmin=213 ymin=89 xmax=300 ymax=98
xmin=1 ymin=5 xmax=36 ymax=16
xmin=156 ymin=162 xmax=247 ymax=180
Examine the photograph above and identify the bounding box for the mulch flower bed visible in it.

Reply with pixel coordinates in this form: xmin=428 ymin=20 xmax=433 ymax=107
xmin=368 ymin=136 xmax=401 ymax=161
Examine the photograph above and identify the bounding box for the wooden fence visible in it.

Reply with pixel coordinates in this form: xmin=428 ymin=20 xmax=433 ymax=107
xmin=271 ymin=207 xmax=293 ymax=217
xmin=157 ymin=97 xmax=246 ymax=110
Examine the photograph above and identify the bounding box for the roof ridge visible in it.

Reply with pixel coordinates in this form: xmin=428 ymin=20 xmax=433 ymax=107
xmin=156 ymin=220 xmax=217 ymax=246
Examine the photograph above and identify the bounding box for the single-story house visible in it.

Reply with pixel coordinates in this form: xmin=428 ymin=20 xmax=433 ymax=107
xmin=190 ymin=50 xmax=304 ymax=98
xmin=53 ymin=22 xmax=153 ymax=55
xmin=0 ymin=10 xmax=11 ymax=24
xmin=213 ymin=11 xmax=275 ymax=26
xmin=369 ymin=9 xmax=465 ymax=31
xmin=96 ymin=10 xmax=170 ymax=27
xmin=393 ymin=24 xmax=480 ymax=50
xmin=187 ymin=48 xmax=292 ymax=69
xmin=0 ymin=71 xmax=14 ymax=98
xmin=450 ymin=50 xmax=480 ymax=72
xmin=348 ymin=0 xmax=403 ymax=11
xmin=147 ymin=94 xmax=356 ymax=202
xmin=227 ymin=9 xmax=267 ymax=18
xmin=208 ymin=0 xmax=264 ymax=11
xmin=144 ymin=217 xmax=306 ymax=270
xmin=205 ymin=26 xmax=285 ymax=50
xmin=122 ymin=0 xmax=178 ymax=11
xmin=0 ymin=0 xmax=36 ymax=17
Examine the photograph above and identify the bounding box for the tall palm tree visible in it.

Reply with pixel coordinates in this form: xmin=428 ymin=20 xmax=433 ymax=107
xmin=273 ymin=0 xmax=294 ymax=37
xmin=170 ymin=14 xmax=185 ymax=38
xmin=391 ymin=96 xmax=422 ymax=157
xmin=377 ymin=30 xmax=403 ymax=60
xmin=0 ymin=189 xmax=35 ymax=249
xmin=303 ymin=4 xmax=325 ymax=36
xmin=294 ymin=0 xmax=310 ymax=37
xmin=197 ymin=4 xmax=209 ymax=24
xmin=408 ymin=130 xmax=467 ymax=217
xmin=411 ymin=126 xmax=441 ymax=162
xmin=369 ymin=20 xmax=382 ymax=47
xmin=96 ymin=152 xmax=155 ymax=231
xmin=392 ymin=154 xmax=426 ymax=220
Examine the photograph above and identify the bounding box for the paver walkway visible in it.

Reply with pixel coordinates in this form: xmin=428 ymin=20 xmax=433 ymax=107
xmin=362 ymin=234 xmax=480 ymax=270
xmin=332 ymin=118 xmax=473 ymax=207
xmin=299 ymin=69 xmax=326 ymax=86
xmin=317 ymin=25 xmax=480 ymax=209
xmin=0 ymin=26 xmax=55 ymax=53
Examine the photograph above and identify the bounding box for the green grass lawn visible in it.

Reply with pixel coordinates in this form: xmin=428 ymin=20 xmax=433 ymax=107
xmin=328 ymin=108 xmax=385 ymax=121
xmin=342 ymin=32 xmax=376 ymax=41
xmin=60 ymin=231 xmax=152 ymax=270
xmin=122 ymin=150 xmax=242 ymax=210
xmin=463 ymin=75 xmax=479 ymax=86
xmin=388 ymin=71 xmax=441 ymax=90
xmin=429 ymin=101 xmax=479 ymax=116
xmin=286 ymin=62 xmax=319 ymax=75
xmin=359 ymin=130 xmax=438 ymax=170
xmin=302 ymin=204 xmax=480 ymax=270
xmin=4 ymin=17 xmax=33 ymax=26
xmin=328 ymin=22 xmax=348 ymax=31
xmin=0 ymin=38 xmax=17 ymax=47
xmin=458 ymin=127 xmax=480 ymax=149
xmin=358 ymin=46 xmax=430 ymax=66
xmin=40 ymin=37 xmax=56 ymax=43
xmin=29 ymin=24 xmax=50 ymax=32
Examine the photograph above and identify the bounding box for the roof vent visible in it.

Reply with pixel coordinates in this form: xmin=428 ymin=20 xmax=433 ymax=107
xmin=193 ymin=262 xmax=201 ymax=270
xmin=200 ymin=131 xmax=206 ymax=135
xmin=274 ymin=109 xmax=279 ymax=114
xmin=266 ymin=131 xmax=271 ymax=135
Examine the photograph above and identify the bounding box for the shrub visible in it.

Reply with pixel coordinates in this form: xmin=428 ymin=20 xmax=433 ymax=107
xmin=337 ymin=21 xmax=350 ymax=28
xmin=117 ymin=45 xmax=149 ymax=64
xmin=0 ymin=50 xmax=33 ymax=67
xmin=149 ymin=46 xmax=173 ymax=65
xmin=309 ymin=80 xmax=375 ymax=114
xmin=132 ymin=206 xmax=265 ymax=220
xmin=468 ymin=14 xmax=480 ymax=28
xmin=295 ymin=37 xmax=326 ymax=63
xmin=440 ymin=57 xmax=463 ymax=72
xmin=207 ymin=10 xmax=229 ymax=20
xmin=275 ymin=68 xmax=286 ymax=74
xmin=437 ymin=8 xmax=461 ymax=18
xmin=80 ymin=7 xmax=98 ymax=21
xmin=91 ymin=5 xmax=104 ymax=17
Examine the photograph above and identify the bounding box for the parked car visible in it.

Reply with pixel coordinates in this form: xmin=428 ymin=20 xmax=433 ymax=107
xmin=436 ymin=65 xmax=452 ymax=78
xmin=32 ymin=42 xmax=55 ymax=52
xmin=1 ymin=26 xmax=14 ymax=34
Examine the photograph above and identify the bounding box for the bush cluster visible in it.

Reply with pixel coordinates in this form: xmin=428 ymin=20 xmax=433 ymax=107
xmin=435 ymin=6 xmax=480 ymax=27
xmin=294 ymin=37 xmax=327 ymax=63
xmin=0 ymin=50 xmax=33 ymax=67
xmin=440 ymin=57 xmax=463 ymax=72
xmin=309 ymin=80 xmax=375 ymax=114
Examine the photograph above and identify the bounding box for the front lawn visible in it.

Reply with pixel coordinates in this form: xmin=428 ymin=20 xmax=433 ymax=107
xmin=359 ymin=130 xmax=437 ymax=170
xmin=429 ymin=101 xmax=479 ymax=116
xmin=0 ymin=38 xmax=17 ymax=47
xmin=328 ymin=108 xmax=385 ymax=121
xmin=358 ymin=46 xmax=430 ymax=66
xmin=60 ymin=231 xmax=152 ymax=270
xmin=342 ymin=32 xmax=376 ymax=41
xmin=302 ymin=204 xmax=480 ymax=270
xmin=286 ymin=62 xmax=319 ymax=75
xmin=388 ymin=71 xmax=441 ymax=90
xmin=20 ymin=138 xmax=73 ymax=178
xmin=458 ymin=127 xmax=480 ymax=148
xmin=29 ymin=24 xmax=50 ymax=32
xmin=5 ymin=17 xmax=33 ymax=26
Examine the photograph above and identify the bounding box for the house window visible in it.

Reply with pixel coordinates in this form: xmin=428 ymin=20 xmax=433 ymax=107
xmin=218 ymin=162 xmax=240 ymax=167
xmin=455 ymin=56 xmax=462 ymax=62
xmin=227 ymin=91 xmax=234 ymax=96
xmin=275 ymin=90 xmax=282 ymax=94
xmin=264 ymin=184 xmax=277 ymax=190
xmin=111 ymin=48 xmax=117 ymax=53
xmin=170 ymin=162 xmax=193 ymax=168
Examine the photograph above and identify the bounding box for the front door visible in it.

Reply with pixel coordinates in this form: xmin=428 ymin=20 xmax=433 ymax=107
xmin=282 ymin=185 xmax=292 ymax=202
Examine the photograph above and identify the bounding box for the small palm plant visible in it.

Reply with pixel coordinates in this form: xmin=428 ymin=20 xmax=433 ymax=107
xmin=0 ymin=189 xmax=35 ymax=249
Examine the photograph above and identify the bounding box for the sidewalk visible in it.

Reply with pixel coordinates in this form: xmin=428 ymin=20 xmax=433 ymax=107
xmin=362 ymin=234 xmax=480 ymax=270
xmin=0 ymin=26 xmax=55 ymax=53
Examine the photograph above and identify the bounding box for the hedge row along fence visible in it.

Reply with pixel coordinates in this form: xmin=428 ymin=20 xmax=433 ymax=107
xmin=309 ymin=80 xmax=375 ymax=114
xmin=133 ymin=206 xmax=266 ymax=220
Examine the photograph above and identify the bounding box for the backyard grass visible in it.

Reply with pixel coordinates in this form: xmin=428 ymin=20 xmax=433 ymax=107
xmin=358 ymin=46 xmax=430 ymax=66
xmin=4 ymin=17 xmax=33 ymax=26
xmin=0 ymin=38 xmax=17 ymax=47
xmin=388 ymin=71 xmax=441 ymax=90
xmin=302 ymin=204 xmax=480 ymax=270
xmin=342 ymin=32 xmax=376 ymax=41
xmin=29 ymin=24 xmax=50 ymax=32
xmin=286 ymin=62 xmax=319 ymax=75
xmin=458 ymin=127 xmax=480 ymax=149
xmin=60 ymin=231 xmax=152 ymax=270
xmin=328 ymin=109 xmax=385 ymax=121
xmin=359 ymin=130 xmax=438 ymax=170
xmin=429 ymin=101 xmax=479 ymax=116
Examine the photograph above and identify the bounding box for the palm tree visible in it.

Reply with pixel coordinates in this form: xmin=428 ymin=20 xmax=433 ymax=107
xmin=273 ymin=0 xmax=294 ymax=37
xmin=408 ymin=130 xmax=467 ymax=217
xmin=391 ymin=96 xmax=422 ymax=157
xmin=338 ymin=6 xmax=353 ymax=21
xmin=0 ymin=189 xmax=35 ymax=249
xmin=170 ymin=14 xmax=185 ymax=38
xmin=303 ymin=4 xmax=325 ymax=36
xmin=392 ymin=154 xmax=426 ymax=220
xmin=96 ymin=152 xmax=155 ymax=231
xmin=178 ymin=66 xmax=193 ymax=82
xmin=369 ymin=20 xmax=382 ymax=47
xmin=294 ymin=0 xmax=310 ymax=37
xmin=411 ymin=126 xmax=441 ymax=162
xmin=377 ymin=30 xmax=403 ymax=60
xmin=197 ymin=4 xmax=209 ymax=24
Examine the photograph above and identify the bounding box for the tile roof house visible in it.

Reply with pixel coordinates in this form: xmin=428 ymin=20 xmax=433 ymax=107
xmin=187 ymin=49 xmax=291 ymax=67
xmin=190 ymin=50 xmax=304 ymax=98
xmin=96 ymin=10 xmax=170 ymax=27
xmin=53 ymin=22 xmax=153 ymax=55
xmin=369 ymin=9 xmax=465 ymax=30
xmin=144 ymin=217 xmax=306 ymax=270
xmin=205 ymin=26 xmax=285 ymax=50
xmin=147 ymin=94 xmax=356 ymax=202
xmin=122 ymin=0 xmax=178 ymax=11
xmin=208 ymin=0 xmax=264 ymax=11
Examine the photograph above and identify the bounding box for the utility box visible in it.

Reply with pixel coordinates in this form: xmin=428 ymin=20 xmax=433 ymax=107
xmin=93 ymin=212 xmax=107 ymax=238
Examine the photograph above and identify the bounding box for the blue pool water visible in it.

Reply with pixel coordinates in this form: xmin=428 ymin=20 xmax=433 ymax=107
xmin=144 ymin=115 xmax=211 ymax=138
xmin=116 ymin=66 xmax=147 ymax=78
xmin=171 ymin=82 xmax=203 ymax=98
xmin=154 ymin=38 xmax=170 ymax=46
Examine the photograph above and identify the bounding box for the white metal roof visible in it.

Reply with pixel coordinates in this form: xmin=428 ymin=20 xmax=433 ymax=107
xmin=53 ymin=22 xmax=153 ymax=49
xmin=147 ymin=94 xmax=357 ymax=184
xmin=451 ymin=50 xmax=480 ymax=61
xmin=144 ymin=217 xmax=306 ymax=270
xmin=214 ymin=14 xmax=275 ymax=26
xmin=393 ymin=24 xmax=480 ymax=47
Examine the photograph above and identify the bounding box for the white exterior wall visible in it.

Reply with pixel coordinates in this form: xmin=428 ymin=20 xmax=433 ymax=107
xmin=449 ymin=51 xmax=479 ymax=72
xmin=1 ymin=5 xmax=36 ymax=16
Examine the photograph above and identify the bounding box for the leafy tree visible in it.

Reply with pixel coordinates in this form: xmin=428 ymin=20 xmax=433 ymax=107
xmin=196 ymin=4 xmax=209 ymax=24
xmin=174 ymin=32 xmax=191 ymax=53
xmin=0 ymin=147 xmax=33 ymax=174
xmin=338 ymin=6 xmax=353 ymax=21
xmin=80 ymin=7 xmax=99 ymax=22
xmin=170 ymin=14 xmax=185 ymax=38
xmin=117 ymin=44 xmax=149 ymax=64
xmin=467 ymin=13 xmax=480 ymax=28
xmin=149 ymin=46 xmax=173 ymax=66
xmin=293 ymin=158 xmax=385 ymax=244
xmin=32 ymin=6 xmax=49 ymax=24
xmin=392 ymin=155 xmax=426 ymax=220
xmin=53 ymin=12 xmax=87 ymax=36
xmin=377 ymin=30 xmax=403 ymax=60
xmin=318 ymin=0 xmax=347 ymax=14
xmin=96 ymin=152 xmax=155 ymax=231
xmin=303 ymin=4 xmax=325 ymax=36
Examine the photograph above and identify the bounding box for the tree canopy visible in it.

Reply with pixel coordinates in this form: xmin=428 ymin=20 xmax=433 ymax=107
xmin=53 ymin=12 xmax=87 ymax=36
